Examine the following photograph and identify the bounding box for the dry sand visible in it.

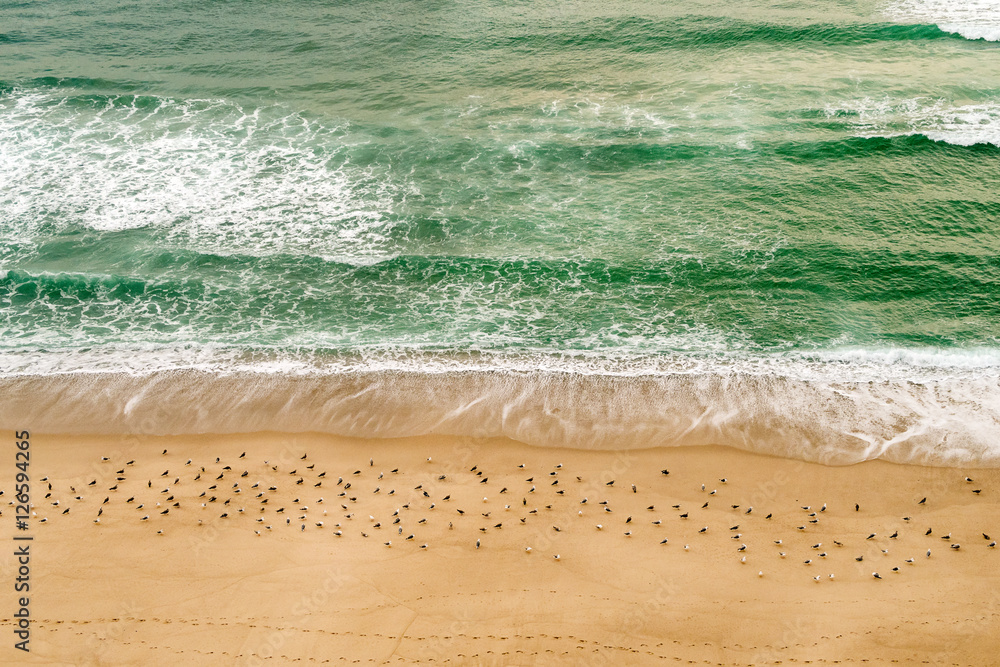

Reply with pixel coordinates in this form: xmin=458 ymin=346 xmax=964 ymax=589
xmin=1 ymin=432 xmax=998 ymax=665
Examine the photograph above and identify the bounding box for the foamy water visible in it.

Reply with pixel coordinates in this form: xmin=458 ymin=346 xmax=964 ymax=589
xmin=886 ymin=0 xmax=1000 ymax=40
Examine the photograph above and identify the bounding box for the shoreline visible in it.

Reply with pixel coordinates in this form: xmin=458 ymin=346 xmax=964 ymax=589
xmin=2 ymin=432 xmax=998 ymax=664
xmin=2 ymin=366 xmax=999 ymax=467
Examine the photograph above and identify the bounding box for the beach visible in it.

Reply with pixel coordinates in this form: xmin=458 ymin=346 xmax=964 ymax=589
xmin=2 ymin=432 xmax=997 ymax=665
xmin=4 ymin=0 xmax=1000 ymax=663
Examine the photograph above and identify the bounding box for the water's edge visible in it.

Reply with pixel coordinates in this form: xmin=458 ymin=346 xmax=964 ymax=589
xmin=3 ymin=369 xmax=996 ymax=468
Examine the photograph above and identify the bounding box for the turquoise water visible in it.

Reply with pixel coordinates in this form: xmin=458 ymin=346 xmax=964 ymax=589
xmin=2 ymin=0 xmax=999 ymax=464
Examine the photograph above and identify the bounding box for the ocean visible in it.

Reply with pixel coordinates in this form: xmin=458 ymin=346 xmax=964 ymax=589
xmin=1 ymin=0 xmax=998 ymax=465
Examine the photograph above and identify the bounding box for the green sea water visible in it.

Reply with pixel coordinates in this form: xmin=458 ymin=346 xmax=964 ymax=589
xmin=1 ymin=0 xmax=999 ymax=464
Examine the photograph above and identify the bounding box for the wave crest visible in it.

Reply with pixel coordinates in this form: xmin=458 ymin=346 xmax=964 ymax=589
xmin=885 ymin=0 xmax=1000 ymax=41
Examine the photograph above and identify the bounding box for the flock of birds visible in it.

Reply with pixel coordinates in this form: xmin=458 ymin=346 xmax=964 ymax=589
xmin=5 ymin=448 xmax=995 ymax=583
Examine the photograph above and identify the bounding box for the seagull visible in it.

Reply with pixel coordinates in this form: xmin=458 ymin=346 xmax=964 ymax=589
xmin=553 ymin=554 xmax=561 ymax=560
xmin=873 ymin=572 xmax=882 ymax=579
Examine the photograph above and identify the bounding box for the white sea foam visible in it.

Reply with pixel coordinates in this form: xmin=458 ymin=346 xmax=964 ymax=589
xmin=0 ymin=87 xmax=406 ymax=264
xmin=3 ymin=343 xmax=1000 ymax=380
xmin=827 ymin=97 xmax=1000 ymax=147
xmin=885 ymin=0 xmax=1000 ymax=41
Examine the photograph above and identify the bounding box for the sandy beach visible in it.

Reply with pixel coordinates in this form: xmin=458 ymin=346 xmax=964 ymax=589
xmin=1 ymin=432 xmax=998 ymax=665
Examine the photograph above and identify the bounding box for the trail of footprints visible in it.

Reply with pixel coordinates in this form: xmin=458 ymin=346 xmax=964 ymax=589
xmin=8 ymin=613 xmax=938 ymax=664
